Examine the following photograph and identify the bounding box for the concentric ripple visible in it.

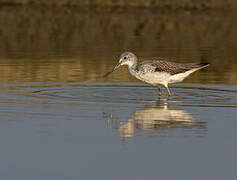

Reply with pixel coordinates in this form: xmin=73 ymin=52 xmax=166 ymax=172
xmin=17 ymin=82 xmax=237 ymax=108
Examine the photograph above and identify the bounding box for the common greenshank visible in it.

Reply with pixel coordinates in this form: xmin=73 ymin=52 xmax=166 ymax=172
xmin=104 ymin=52 xmax=209 ymax=96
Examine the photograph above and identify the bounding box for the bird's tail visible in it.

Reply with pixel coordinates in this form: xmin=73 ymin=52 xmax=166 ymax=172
xmin=198 ymin=63 xmax=210 ymax=69
xmin=186 ymin=62 xmax=210 ymax=74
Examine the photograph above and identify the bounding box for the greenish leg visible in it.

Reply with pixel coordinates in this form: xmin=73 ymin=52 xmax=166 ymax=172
xmin=165 ymin=85 xmax=172 ymax=96
xmin=157 ymin=87 xmax=162 ymax=96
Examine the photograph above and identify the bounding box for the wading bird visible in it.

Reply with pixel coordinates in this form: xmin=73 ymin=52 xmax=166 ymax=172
xmin=104 ymin=52 xmax=209 ymax=96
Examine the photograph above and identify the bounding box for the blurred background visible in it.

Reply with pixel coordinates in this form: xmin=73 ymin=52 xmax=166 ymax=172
xmin=0 ymin=2 xmax=236 ymax=84
xmin=0 ymin=2 xmax=237 ymax=180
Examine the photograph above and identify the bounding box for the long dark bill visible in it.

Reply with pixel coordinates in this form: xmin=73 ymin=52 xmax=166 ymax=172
xmin=103 ymin=62 xmax=121 ymax=78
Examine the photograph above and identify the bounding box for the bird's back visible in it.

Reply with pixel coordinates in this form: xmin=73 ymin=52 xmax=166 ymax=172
xmin=138 ymin=60 xmax=209 ymax=75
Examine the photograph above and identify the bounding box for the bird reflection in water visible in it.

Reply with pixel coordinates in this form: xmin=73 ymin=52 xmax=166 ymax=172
xmin=105 ymin=99 xmax=205 ymax=140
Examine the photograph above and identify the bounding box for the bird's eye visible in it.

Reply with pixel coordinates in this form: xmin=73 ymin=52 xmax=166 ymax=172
xmin=124 ymin=57 xmax=127 ymax=59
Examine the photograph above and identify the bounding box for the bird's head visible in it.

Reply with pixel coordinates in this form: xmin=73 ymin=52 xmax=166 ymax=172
xmin=104 ymin=52 xmax=137 ymax=77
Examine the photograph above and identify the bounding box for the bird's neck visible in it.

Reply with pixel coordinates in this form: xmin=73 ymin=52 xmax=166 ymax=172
xmin=128 ymin=61 xmax=138 ymax=71
xmin=128 ymin=61 xmax=139 ymax=74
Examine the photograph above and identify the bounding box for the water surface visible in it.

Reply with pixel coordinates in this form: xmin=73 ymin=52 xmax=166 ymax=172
xmin=0 ymin=6 xmax=237 ymax=180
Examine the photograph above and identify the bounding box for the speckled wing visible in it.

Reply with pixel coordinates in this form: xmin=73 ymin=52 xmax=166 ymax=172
xmin=139 ymin=60 xmax=209 ymax=75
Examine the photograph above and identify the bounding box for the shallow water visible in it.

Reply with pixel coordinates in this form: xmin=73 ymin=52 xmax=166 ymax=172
xmin=0 ymin=7 xmax=237 ymax=180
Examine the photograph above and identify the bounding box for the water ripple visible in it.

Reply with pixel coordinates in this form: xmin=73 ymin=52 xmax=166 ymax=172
xmin=16 ymin=82 xmax=237 ymax=108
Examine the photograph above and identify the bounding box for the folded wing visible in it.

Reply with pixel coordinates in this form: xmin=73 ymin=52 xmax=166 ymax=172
xmin=140 ymin=60 xmax=209 ymax=75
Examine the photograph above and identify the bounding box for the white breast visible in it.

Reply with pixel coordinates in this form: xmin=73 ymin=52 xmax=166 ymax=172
xmin=129 ymin=68 xmax=171 ymax=86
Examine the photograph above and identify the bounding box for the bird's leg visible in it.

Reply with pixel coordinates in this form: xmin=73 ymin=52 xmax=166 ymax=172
xmin=157 ymin=87 xmax=162 ymax=96
xmin=165 ymin=85 xmax=172 ymax=96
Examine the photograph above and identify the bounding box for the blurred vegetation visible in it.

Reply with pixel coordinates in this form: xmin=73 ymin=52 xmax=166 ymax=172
xmin=0 ymin=0 xmax=237 ymax=9
xmin=0 ymin=6 xmax=236 ymax=84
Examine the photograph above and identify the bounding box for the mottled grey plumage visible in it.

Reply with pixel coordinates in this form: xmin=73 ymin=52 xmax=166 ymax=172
xmin=104 ymin=52 xmax=209 ymax=96
xmin=137 ymin=60 xmax=209 ymax=75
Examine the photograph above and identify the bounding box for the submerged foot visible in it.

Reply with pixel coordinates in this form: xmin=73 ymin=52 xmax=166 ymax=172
xmin=158 ymin=88 xmax=162 ymax=96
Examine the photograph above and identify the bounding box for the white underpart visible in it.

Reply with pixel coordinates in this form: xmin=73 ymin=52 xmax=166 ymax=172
xmin=129 ymin=68 xmax=171 ymax=87
xmin=169 ymin=66 xmax=206 ymax=83
xmin=128 ymin=65 xmax=208 ymax=87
